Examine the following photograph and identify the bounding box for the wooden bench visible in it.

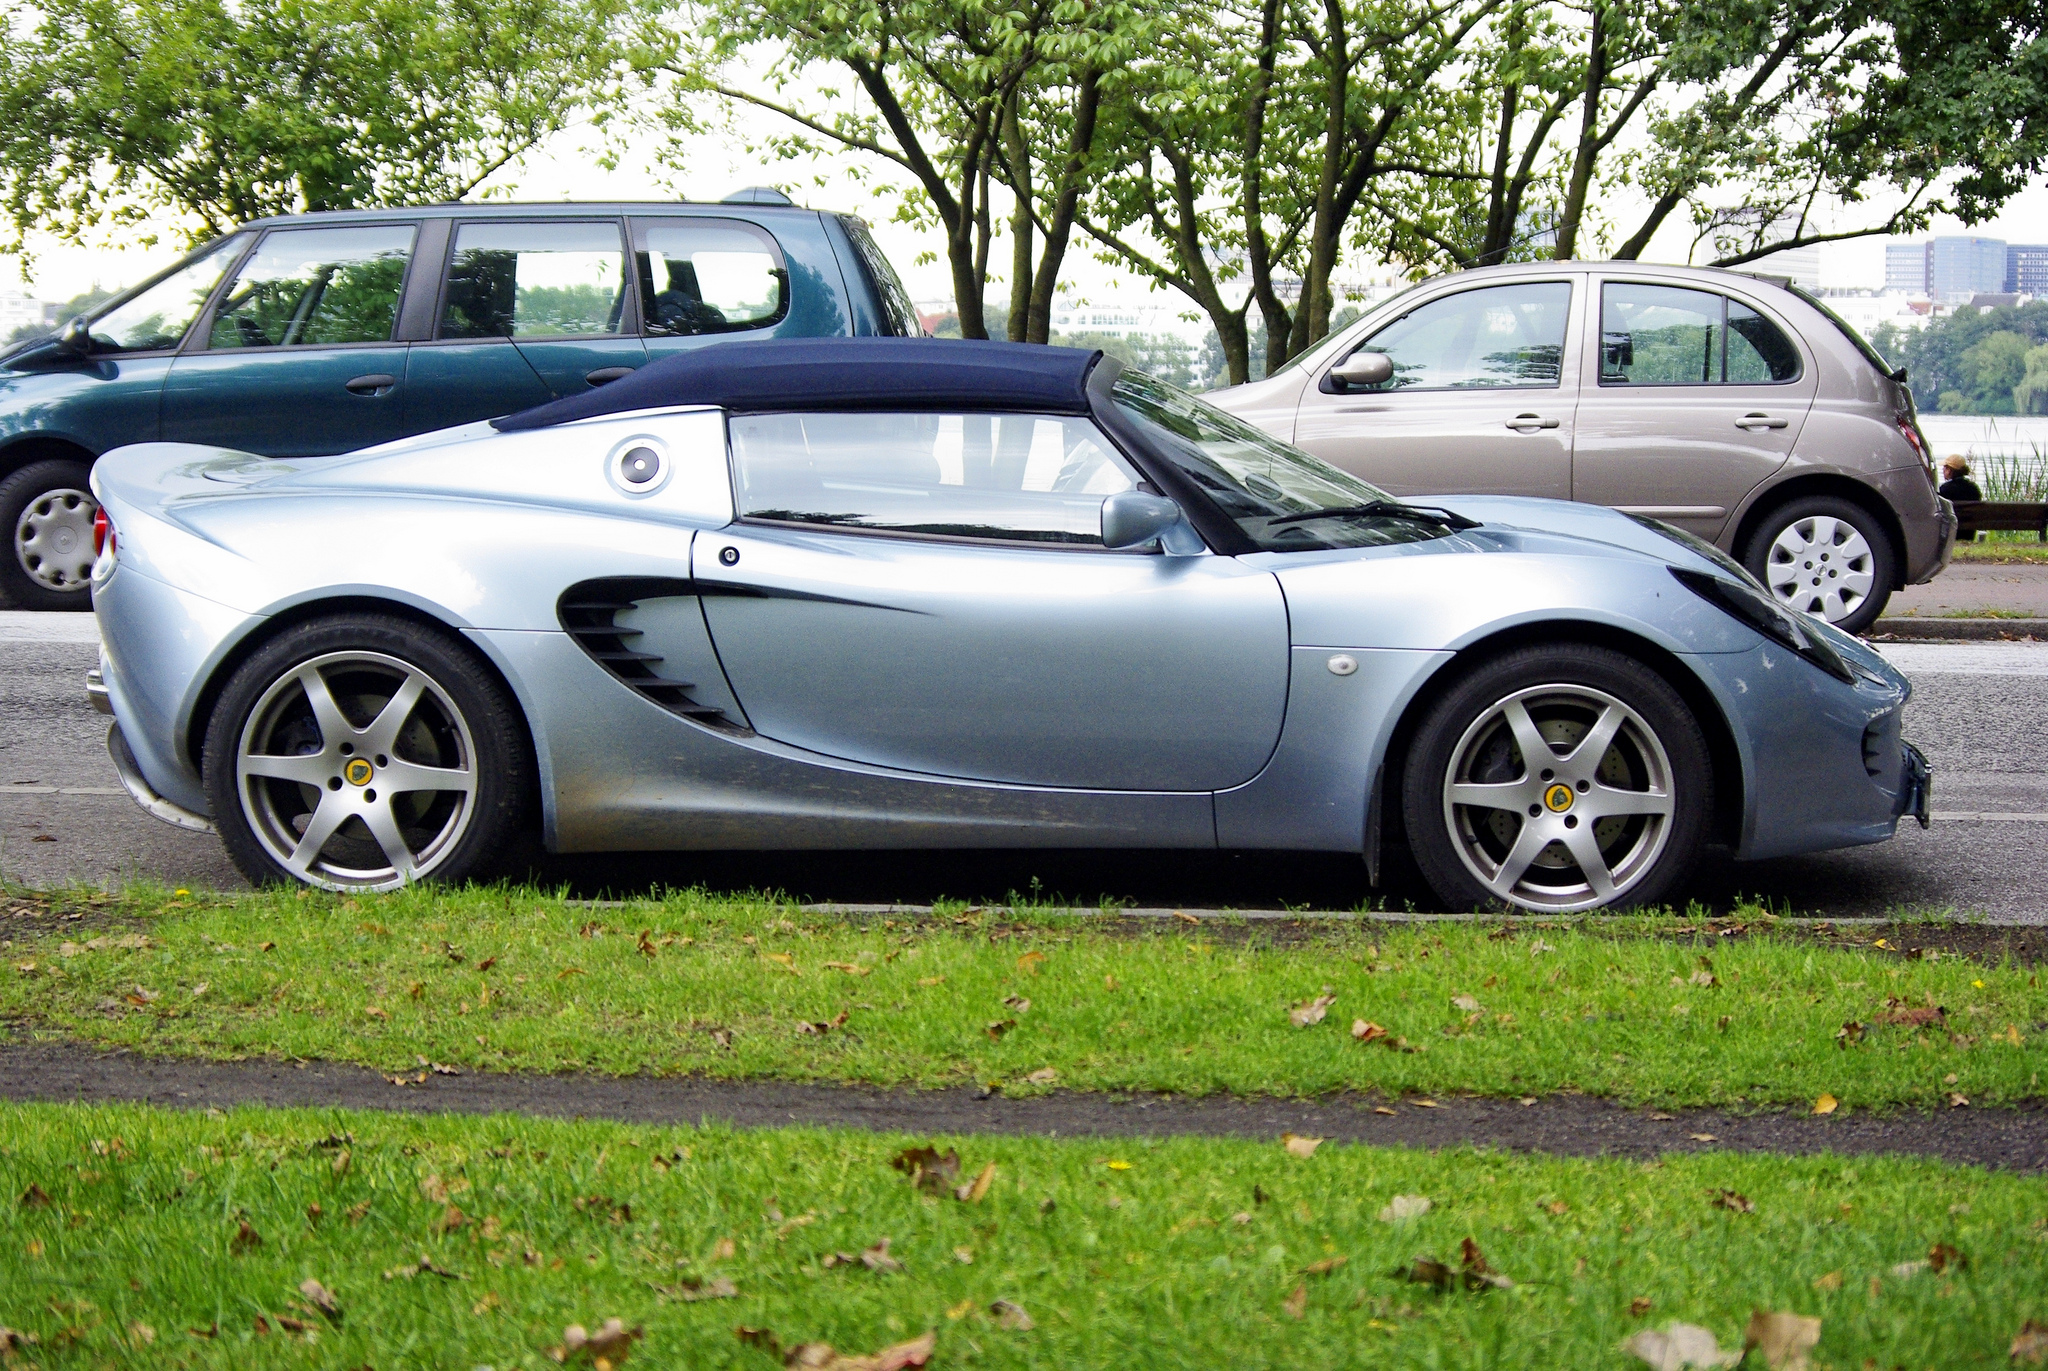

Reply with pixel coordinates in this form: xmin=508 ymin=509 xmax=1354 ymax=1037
xmin=1955 ymin=501 xmax=2048 ymax=541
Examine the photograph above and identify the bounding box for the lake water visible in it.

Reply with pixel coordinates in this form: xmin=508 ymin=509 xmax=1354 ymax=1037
xmin=1919 ymin=415 xmax=2048 ymax=459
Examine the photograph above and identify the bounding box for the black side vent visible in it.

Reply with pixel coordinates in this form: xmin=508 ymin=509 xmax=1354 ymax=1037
xmin=557 ymin=577 xmax=741 ymax=731
xmin=1862 ymin=712 xmax=1899 ymax=779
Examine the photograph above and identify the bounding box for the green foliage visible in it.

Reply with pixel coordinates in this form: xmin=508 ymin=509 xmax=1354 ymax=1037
xmin=1875 ymin=302 xmax=2048 ymax=415
xmin=2017 ymin=344 xmax=2048 ymax=417
xmin=0 ymin=0 xmax=649 ymax=250
xmin=1051 ymin=330 xmax=1198 ymax=387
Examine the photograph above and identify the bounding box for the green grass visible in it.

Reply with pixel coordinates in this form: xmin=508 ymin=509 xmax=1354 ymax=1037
xmin=1 ymin=1100 xmax=2044 ymax=1369
xmin=3 ymin=887 xmax=2043 ymax=1111
xmin=1952 ymin=537 xmax=2048 ymax=565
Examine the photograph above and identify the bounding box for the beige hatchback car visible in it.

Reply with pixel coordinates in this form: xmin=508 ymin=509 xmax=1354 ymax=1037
xmin=1211 ymin=261 xmax=1955 ymax=633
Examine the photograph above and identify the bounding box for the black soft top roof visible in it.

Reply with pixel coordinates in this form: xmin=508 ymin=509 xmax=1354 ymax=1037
xmin=492 ymin=337 xmax=1103 ymax=431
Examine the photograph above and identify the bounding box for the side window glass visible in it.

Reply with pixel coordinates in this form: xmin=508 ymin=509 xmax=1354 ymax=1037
xmin=207 ymin=226 xmax=416 ymax=349
xmin=1351 ymin=282 xmax=1571 ymax=390
xmin=634 ymin=218 xmax=787 ymax=336
xmin=1601 ymin=283 xmax=1801 ymax=384
xmin=840 ymin=216 xmax=920 ymax=337
xmin=85 ymin=237 xmax=247 ymax=353
xmin=440 ymin=222 xmax=627 ymax=340
xmin=728 ymin=411 xmax=1137 ymax=544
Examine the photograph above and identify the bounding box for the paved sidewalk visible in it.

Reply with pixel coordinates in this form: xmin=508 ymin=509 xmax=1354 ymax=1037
xmin=1888 ymin=563 xmax=2048 ymax=620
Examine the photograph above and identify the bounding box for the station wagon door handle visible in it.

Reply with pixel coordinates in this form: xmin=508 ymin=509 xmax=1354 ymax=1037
xmin=1505 ymin=413 xmax=1560 ymax=431
xmin=586 ymin=366 xmax=637 ymax=386
xmin=1735 ymin=413 xmax=1789 ymax=430
xmin=344 ymin=373 xmax=397 ymax=397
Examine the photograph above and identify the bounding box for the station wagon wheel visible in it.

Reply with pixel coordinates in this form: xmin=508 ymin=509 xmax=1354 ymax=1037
xmin=0 ymin=457 xmax=98 ymax=610
xmin=1401 ymin=645 xmax=1711 ymax=913
xmin=203 ymin=615 xmax=532 ymax=892
xmin=1743 ymin=495 xmax=1895 ymax=635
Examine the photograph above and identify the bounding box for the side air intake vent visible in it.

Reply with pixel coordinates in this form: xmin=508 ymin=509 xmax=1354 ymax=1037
xmin=1862 ymin=712 xmax=1900 ymax=779
xmin=557 ymin=577 xmax=742 ymax=732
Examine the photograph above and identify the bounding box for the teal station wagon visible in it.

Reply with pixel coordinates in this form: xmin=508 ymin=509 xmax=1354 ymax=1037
xmin=0 ymin=194 xmax=920 ymax=609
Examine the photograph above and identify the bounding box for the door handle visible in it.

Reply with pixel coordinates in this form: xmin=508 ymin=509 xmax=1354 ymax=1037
xmin=1735 ymin=413 xmax=1789 ymax=430
xmin=586 ymin=366 xmax=637 ymax=386
xmin=1505 ymin=413 xmax=1560 ymax=431
xmin=344 ymin=373 xmax=397 ymax=396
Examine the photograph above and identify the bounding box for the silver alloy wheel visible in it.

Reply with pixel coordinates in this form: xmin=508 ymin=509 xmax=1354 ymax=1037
xmin=14 ymin=486 xmax=97 ymax=592
xmin=235 ymin=650 xmax=478 ymax=892
xmin=1762 ymin=513 xmax=1874 ymax=624
xmin=1440 ymin=683 xmax=1677 ymax=912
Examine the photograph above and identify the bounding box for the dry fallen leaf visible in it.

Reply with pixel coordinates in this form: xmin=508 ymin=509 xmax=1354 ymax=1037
xmin=1926 ymin=1241 xmax=1968 ymax=1274
xmin=667 ymin=1276 xmax=736 ymax=1302
xmin=1378 ymin=1194 xmax=1431 ymax=1223
xmin=859 ymin=1238 xmax=904 ymax=1273
xmin=1351 ymin=1019 xmax=1388 ymax=1043
xmin=1623 ymin=1323 xmax=1743 ymax=1369
xmin=230 ymin=1219 xmax=263 ymax=1254
xmin=1281 ymin=1283 xmax=1308 ymax=1319
xmin=1451 ymin=994 xmax=1481 ymax=1012
xmin=781 ymin=1329 xmax=936 ymax=1371
xmin=1281 ymin=1133 xmax=1323 ymax=1159
xmin=298 ymin=1279 xmax=341 ymax=1323
xmin=890 ymin=1146 xmax=961 ymax=1194
xmin=2010 ymin=1319 xmax=2048 ymax=1364
xmin=1016 ymin=951 xmax=1046 ymax=975
xmin=1630 ymin=1296 xmax=1653 ymax=1317
xmin=1811 ymin=1270 xmax=1843 ymax=1291
xmin=1290 ymin=993 xmax=1337 ymax=1027
xmin=553 ymin=1317 xmax=642 ymax=1367
xmin=1024 ymin=1067 xmax=1058 ymax=1086
xmin=1742 ymin=1310 xmax=1821 ymax=1371
xmin=1002 ymin=995 xmax=1031 ymax=1013
xmin=954 ymin=1162 xmax=996 ymax=1204
xmin=990 ymin=1299 xmax=1033 ymax=1331
xmin=984 ymin=1018 xmax=1017 ymax=1041
xmin=0 ymin=1328 xmax=39 ymax=1352
xmin=1300 ymin=1256 xmax=1348 ymax=1276
xmin=1710 ymin=1190 xmax=1754 ymax=1214
xmin=1690 ymin=1133 xmax=1718 ymax=1143
xmin=1812 ymin=1094 xmax=1838 ymax=1115
xmin=19 ymin=1183 xmax=51 ymax=1209
xmin=1459 ymin=1237 xmax=1514 ymax=1290
xmin=823 ymin=962 xmax=870 ymax=977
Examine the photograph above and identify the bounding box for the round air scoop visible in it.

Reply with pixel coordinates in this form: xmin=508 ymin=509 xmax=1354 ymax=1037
xmin=621 ymin=446 xmax=661 ymax=484
xmin=605 ymin=437 xmax=672 ymax=496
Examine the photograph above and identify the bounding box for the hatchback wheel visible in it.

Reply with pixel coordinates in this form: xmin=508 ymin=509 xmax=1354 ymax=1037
xmin=1401 ymin=645 xmax=1712 ymax=913
xmin=203 ymin=615 xmax=531 ymax=891
xmin=0 ymin=458 xmax=98 ymax=610
xmin=1742 ymin=496 xmax=1894 ymax=635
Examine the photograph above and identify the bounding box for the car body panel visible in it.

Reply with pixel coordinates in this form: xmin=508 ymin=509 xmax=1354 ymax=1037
xmin=163 ymin=344 xmax=416 ymax=456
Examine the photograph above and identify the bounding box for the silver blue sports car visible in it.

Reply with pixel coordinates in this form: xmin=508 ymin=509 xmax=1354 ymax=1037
xmin=85 ymin=338 xmax=1931 ymax=911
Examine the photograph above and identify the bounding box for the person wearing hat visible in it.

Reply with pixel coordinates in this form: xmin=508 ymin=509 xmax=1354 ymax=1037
xmin=1939 ymin=456 xmax=1982 ymax=503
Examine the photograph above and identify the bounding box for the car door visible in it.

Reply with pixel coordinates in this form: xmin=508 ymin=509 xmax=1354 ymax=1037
xmin=1570 ymin=277 xmax=1817 ymax=541
xmin=406 ymin=218 xmax=647 ymax=430
xmin=1290 ymin=278 xmax=1579 ymax=500
xmin=633 ymin=216 xmax=794 ymax=363
xmin=160 ymin=223 xmax=419 ymax=456
xmin=692 ymin=408 xmax=1292 ymax=792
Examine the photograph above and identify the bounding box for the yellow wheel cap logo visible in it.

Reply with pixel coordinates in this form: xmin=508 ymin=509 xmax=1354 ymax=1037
xmin=344 ymin=758 xmax=374 ymax=786
xmin=1543 ymin=782 xmax=1575 ymax=813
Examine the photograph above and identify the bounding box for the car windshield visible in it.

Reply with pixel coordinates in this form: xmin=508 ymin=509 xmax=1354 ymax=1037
xmin=1108 ymin=370 xmax=1465 ymax=551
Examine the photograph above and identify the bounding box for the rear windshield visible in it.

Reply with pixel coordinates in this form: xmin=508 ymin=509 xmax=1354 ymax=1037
xmin=1787 ymin=283 xmax=1900 ymax=379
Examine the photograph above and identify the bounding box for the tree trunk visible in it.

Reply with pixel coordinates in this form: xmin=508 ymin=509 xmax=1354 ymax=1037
xmin=1002 ymin=92 xmax=1034 ymax=342
xmin=1551 ymin=3 xmax=1607 ymax=261
xmin=1023 ymin=67 xmax=1101 ymax=345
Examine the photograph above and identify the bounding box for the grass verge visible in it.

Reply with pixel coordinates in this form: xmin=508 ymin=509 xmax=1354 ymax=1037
xmin=2 ymin=1100 xmax=2045 ymax=1369
xmin=2 ymin=887 xmax=2043 ymax=1111
xmin=1951 ymin=538 xmax=2048 ymax=564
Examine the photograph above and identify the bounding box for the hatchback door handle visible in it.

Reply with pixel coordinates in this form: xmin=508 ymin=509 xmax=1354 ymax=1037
xmin=1735 ymin=413 xmax=1789 ymax=430
xmin=586 ymin=366 xmax=637 ymax=386
xmin=345 ymin=373 xmax=397 ymax=396
xmin=1506 ymin=413 xmax=1560 ymax=431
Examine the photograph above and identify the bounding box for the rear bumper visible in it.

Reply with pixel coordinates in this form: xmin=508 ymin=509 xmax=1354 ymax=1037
xmin=1911 ymin=498 xmax=1958 ymax=586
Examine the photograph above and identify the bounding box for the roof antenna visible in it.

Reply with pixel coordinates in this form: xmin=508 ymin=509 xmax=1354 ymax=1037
xmin=721 ymin=186 xmax=795 ymax=206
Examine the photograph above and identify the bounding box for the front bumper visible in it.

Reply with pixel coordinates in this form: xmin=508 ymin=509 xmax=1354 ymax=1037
xmin=1898 ymin=740 xmax=1931 ymax=829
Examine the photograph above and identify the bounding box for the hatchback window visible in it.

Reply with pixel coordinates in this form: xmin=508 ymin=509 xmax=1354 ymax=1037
xmin=634 ymin=219 xmax=787 ymax=336
xmin=728 ymin=411 xmax=1137 ymax=544
xmin=206 ymin=226 xmax=416 ymax=349
xmin=84 ymin=237 xmax=247 ymax=353
xmin=1601 ymin=283 xmax=1800 ymax=384
xmin=441 ymin=222 xmax=628 ymax=339
xmin=1346 ymin=282 xmax=1571 ymax=390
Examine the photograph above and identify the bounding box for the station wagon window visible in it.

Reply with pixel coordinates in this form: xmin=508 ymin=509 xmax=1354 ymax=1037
xmin=206 ymin=225 xmax=416 ymax=349
xmin=728 ymin=411 xmax=1138 ymax=544
xmin=1600 ymin=282 xmax=1801 ymax=384
xmin=634 ymin=218 xmax=787 ymax=336
xmin=440 ymin=221 xmax=628 ymax=340
xmin=83 ymin=236 xmax=247 ymax=353
xmin=1341 ymin=281 xmax=1571 ymax=390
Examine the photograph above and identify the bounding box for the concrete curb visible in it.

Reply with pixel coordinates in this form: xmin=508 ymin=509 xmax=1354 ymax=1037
xmin=1869 ymin=617 xmax=2048 ymax=641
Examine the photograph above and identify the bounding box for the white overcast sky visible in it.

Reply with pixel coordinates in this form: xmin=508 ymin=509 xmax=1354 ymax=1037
xmin=6 ymin=81 xmax=2046 ymax=314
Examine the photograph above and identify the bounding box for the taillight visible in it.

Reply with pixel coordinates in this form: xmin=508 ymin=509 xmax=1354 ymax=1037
xmin=1896 ymin=414 xmax=1932 ymax=476
xmin=92 ymin=506 xmax=114 ymax=557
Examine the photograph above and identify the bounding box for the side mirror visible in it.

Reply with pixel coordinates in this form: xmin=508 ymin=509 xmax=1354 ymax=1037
xmin=1101 ymin=490 xmax=1183 ymax=550
xmin=56 ymin=315 xmax=93 ymax=358
xmin=1329 ymin=350 xmax=1393 ymax=389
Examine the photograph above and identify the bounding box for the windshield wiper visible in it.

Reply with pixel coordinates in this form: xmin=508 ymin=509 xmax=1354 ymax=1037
xmin=1267 ymin=500 xmax=1480 ymax=531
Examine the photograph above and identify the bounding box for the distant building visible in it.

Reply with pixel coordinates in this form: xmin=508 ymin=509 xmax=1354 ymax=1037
xmin=1929 ymin=236 xmax=2008 ymax=301
xmin=2006 ymin=244 xmax=2048 ymax=295
xmin=0 ymin=290 xmax=56 ymax=338
xmin=1884 ymin=242 xmax=1930 ymax=295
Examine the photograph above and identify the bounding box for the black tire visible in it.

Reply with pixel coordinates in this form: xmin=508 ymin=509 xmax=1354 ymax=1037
xmin=1400 ymin=644 xmax=1712 ymax=913
xmin=202 ymin=613 xmax=532 ymax=891
xmin=1740 ymin=495 xmax=1895 ymax=635
xmin=0 ymin=457 xmax=98 ymax=610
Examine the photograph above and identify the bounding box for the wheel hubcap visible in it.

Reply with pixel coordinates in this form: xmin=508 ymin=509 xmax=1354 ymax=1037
xmin=235 ymin=650 xmax=478 ymax=891
xmin=14 ymin=486 xmax=97 ymax=592
xmin=1763 ymin=515 xmax=1874 ymax=623
xmin=1441 ymin=683 xmax=1677 ymax=912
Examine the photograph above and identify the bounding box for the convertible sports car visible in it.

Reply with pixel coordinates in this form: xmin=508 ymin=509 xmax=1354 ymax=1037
xmin=86 ymin=338 xmax=1930 ymax=912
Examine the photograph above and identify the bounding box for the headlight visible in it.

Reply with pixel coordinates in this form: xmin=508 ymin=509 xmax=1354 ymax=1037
xmin=1670 ymin=568 xmax=1853 ymax=682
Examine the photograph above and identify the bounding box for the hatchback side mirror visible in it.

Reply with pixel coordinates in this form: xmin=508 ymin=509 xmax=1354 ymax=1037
xmin=1101 ymin=490 xmax=1184 ymax=550
xmin=1329 ymin=350 xmax=1393 ymax=388
xmin=55 ymin=315 xmax=94 ymax=358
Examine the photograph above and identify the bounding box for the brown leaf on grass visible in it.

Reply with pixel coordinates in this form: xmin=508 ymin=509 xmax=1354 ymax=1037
xmin=782 ymin=1330 xmax=936 ymax=1370
xmin=345 ymin=1199 xmax=371 ymax=1224
xmin=1879 ymin=1004 xmax=1945 ymax=1029
xmin=1016 ymin=951 xmax=1046 ymax=975
xmin=1002 ymin=994 xmax=1031 ymax=1013
xmin=798 ymin=1012 xmax=850 ymax=1037
xmin=890 ymin=1146 xmax=961 ymax=1193
xmin=477 ymin=955 xmax=497 ymax=972
xmin=1742 ymin=1310 xmax=1821 ymax=1370
xmin=1811 ymin=1270 xmax=1843 ymax=1291
xmin=637 ymin=930 xmax=658 ymax=958
xmin=1543 ymin=1200 xmax=1569 ymax=1216
xmin=762 ymin=953 xmax=798 ymax=973
xmin=1927 ymin=1242 xmax=1968 ymax=1273
xmin=858 ymin=1239 xmax=903 ymax=1273
xmin=985 ymin=1018 xmax=1017 ymax=1041
xmin=664 ymin=1276 xmax=737 ymax=1302
xmin=1281 ymin=1283 xmax=1308 ymax=1320
xmin=552 ymin=1317 xmax=643 ymax=1367
xmin=2011 ymin=1320 xmax=2048 ymax=1364
xmin=1812 ymin=1094 xmax=1838 ymax=1115
xmin=823 ymin=962 xmax=870 ymax=977
xmin=1836 ymin=1021 xmax=1865 ymax=1046
xmin=298 ymin=1279 xmax=341 ymax=1323
xmin=1630 ymin=1296 xmax=1653 ymax=1317
xmin=1300 ymin=1256 xmax=1348 ymax=1276
xmin=383 ymin=1254 xmax=462 ymax=1281
xmin=1451 ymin=994 xmax=1481 ymax=1012
xmin=1024 ymin=1067 xmax=1057 ymax=1085
xmin=1460 ymin=1237 xmax=1514 ymax=1290
xmin=0 ymin=1328 xmax=39 ymax=1351
xmin=1402 ymin=1256 xmax=1456 ymax=1291
xmin=1290 ymin=992 xmax=1337 ymax=1027
xmin=331 ymin=1148 xmax=351 ymax=1176
xmin=230 ymin=1219 xmax=263 ymax=1254
xmin=989 ymin=1300 xmax=1033 ymax=1330
xmin=1352 ymin=1019 xmax=1388 ymax=1043
xmin=954 ymin=1163 xmax=996 ymax=1204
xmin=18 ymin=1183 xmax=50 ymax=1209
xmin=1174 ymin=910 xmax=1201 ymax=926
xmin=1710 ymin=1190 xmax=1754 ymax=1213
xmin=1282 ymin=1133 xmax=1323 ymax=1159
xmin=1378 ymin=1195 xmax=1431 ymax=1222
xmin=1623 ymin=1323 xmax=1743 ymax=1369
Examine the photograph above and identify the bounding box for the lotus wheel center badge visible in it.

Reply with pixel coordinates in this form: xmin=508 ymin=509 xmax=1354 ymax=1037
xmin=1543 ymin=782 xmax=1575 ymax=814
xmin=344 ymin=758 xmax=375 ymax=787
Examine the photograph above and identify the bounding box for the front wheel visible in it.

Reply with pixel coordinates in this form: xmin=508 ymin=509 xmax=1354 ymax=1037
xmin=1400 ymin=645 xmax=1712 ymax=913
xmin=1741 ymin=496 xmax=1895 ymax=635
xmin=0 ymin=458 xmax=98 ymax=610
xmin=202 ymin=614 xmax=532 ymax=891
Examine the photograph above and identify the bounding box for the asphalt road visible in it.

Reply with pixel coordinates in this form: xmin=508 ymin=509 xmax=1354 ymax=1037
xmin=6 ymin=613 xmax=2047 ymax=921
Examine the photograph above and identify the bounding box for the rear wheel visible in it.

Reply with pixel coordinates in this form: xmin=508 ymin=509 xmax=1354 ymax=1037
xmin=203 ymin=614 xmax=531 ymax=891
xmin=1741 ymin=495 xmax=1895 ymax=635
xmin=1401 ymin=645 xmax=1712 ymax=913
xmin=0 ymin=458 xmax=98 ymax=610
